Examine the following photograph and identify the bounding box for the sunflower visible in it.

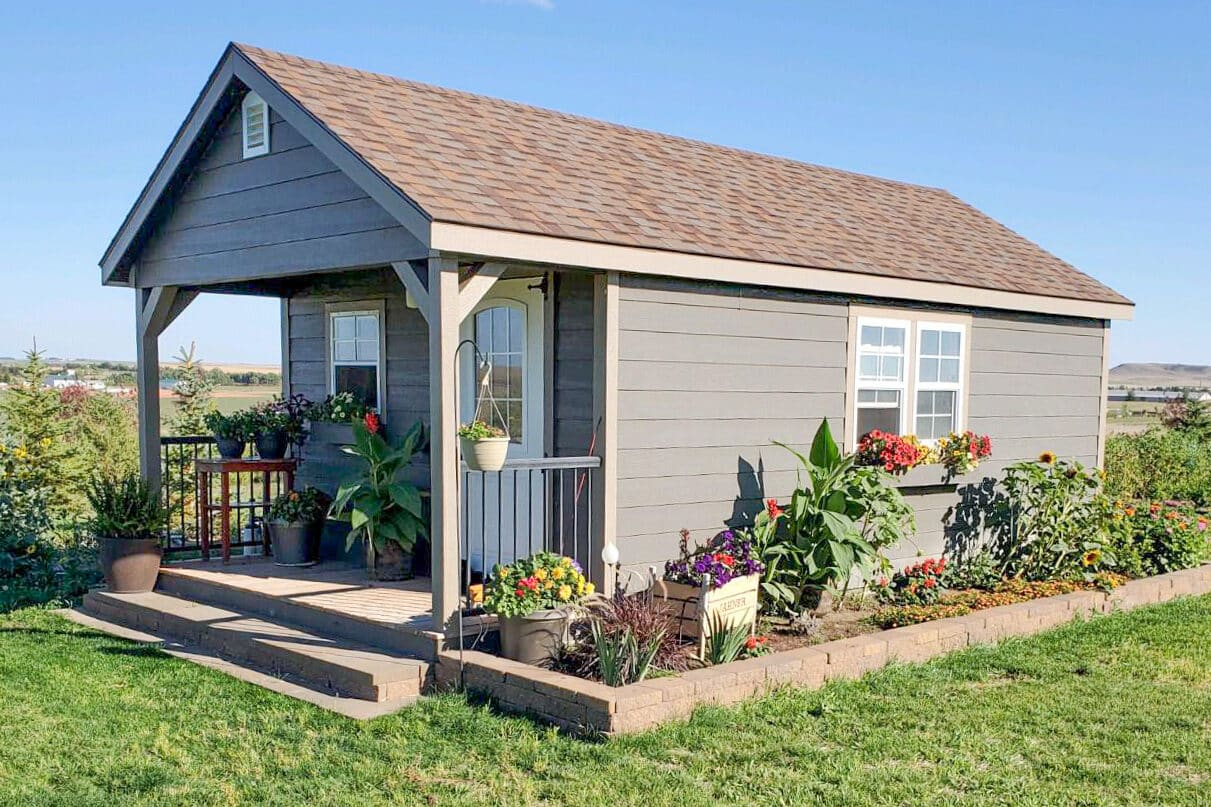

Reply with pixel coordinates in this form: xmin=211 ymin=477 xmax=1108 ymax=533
xmin=1081 ymin=549 xmax=1102 ymax=567
xmin=1038 ymin=451 xmax=1057 ymax=465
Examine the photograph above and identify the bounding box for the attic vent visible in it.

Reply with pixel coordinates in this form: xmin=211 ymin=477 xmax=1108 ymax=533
xmin=241 ymin=91 xmax=269 ymax=158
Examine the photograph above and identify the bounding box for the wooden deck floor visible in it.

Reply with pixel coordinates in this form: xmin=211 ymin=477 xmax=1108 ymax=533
xmin=159 ymin=558 xmax=437 ymax=633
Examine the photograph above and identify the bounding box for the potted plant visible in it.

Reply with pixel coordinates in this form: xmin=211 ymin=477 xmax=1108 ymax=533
xmin=265 ymin=487 xmax=330 ymax=566
xmin=483 ymin=552 xmax=595 ymax=665
xmin=250 ymin=408 xmax=292 ymax=459
xmin=655 ymin=528 xmax=763 ymax=658
xmin=329 ymin=414 xmax=428 ymax=580
xmin=308 ymin=392 xmax=373 ymax=446
xmin=86 ymin=472 xmax=166 ymax=593
xmin=203 ymin=410 xmax=250 ymax=459
xmin=458 ymin=420 xmax=509 ymax=472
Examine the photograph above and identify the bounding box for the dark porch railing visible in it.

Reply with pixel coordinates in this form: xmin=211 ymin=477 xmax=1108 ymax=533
xmin=159 ymin=436 xmax=288 ymax=557
xmin=460 ymin=456 xmax=602 ymax=593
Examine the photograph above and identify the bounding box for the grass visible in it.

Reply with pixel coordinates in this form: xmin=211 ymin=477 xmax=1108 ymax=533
xmin=1 ymin=598 xmax=1209 ymax=806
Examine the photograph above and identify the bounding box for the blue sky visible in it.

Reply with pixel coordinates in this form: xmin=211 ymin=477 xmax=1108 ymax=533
xmin=1 ymin=1 xmax=1206 ymax=366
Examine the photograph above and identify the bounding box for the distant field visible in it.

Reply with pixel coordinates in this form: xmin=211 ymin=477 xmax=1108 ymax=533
xmin=1107 ymin=400 xmax=1164 ymax=434
xmin=161 ymin=385 xmax=277 ymax=430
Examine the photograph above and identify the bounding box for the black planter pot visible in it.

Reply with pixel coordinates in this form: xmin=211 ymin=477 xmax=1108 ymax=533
xmin=268 ymin=520 xmax=323 ymax=566
xmin=214 ymin=435 xmax=246 ymax=459
xmin=254 ymin=429 xmax=289 ymax=460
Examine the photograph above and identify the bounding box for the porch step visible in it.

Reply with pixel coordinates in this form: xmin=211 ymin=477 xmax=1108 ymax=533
xmin=82 ymin=590 xmax=430 ymax=703
xmin=155 ymin=565 xmax=443 ymax=661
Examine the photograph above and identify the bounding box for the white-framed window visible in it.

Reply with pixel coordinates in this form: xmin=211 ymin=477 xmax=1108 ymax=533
xmin=914 ymin=322 xmax=965 ymax=440
xmin=472 ymin=304 xmax=525 ymax=443
xmin=854 ymin=317 xmax=910 ymax=436
xmin=329 ymin=308 xmax=381 ymax=409
xmin=850 ymin=310 xmax=969 ymax=445
xmin=241 ymin=91 xmax=270 ymax=159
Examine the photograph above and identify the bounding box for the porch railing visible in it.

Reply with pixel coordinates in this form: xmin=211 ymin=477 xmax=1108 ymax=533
xmin=460 ymin=456 xmax=602 ymax=593
xmin=159 ymin=436 xmax=287 ymax=557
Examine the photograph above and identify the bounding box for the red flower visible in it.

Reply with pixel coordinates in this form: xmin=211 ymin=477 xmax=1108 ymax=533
xmin=745 ymin=636 xmax=758 ymax=650
xmin=714 ymin=553 xmax=735 ymax=568
xmin=363 ymin=412 xmax=381 ymax=434
xmin=514 ymin=587 xmax=526 ymax=597
xmin=924 ymin=578 xmax=937 ymax=588
xmin=766 ymin=499 xmax=783 ymax=519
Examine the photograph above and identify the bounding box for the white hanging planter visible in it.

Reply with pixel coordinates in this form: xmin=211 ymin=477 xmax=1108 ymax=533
xmin=460 ymin=435 xmax=510 ymax=472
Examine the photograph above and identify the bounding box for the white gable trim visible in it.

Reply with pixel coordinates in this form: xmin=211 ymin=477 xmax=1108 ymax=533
xmin=430 ymin=222 xmax=1134 ymax=321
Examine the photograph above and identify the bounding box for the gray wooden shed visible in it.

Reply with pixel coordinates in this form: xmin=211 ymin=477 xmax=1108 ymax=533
xmin=100 ymin=43 xmax=1133 ymax=631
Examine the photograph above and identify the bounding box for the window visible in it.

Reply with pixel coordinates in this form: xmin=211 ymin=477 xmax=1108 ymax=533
xmin=851 ymin=311 xmax=968 ymax=445
xmin=915 ymin=323 xmax=964 ymax=439
xmin=472 ymin=304 xmax=524 ymax=443
xmin=855 ymin=319 xmax=908 ymax=436
xmin=330 ymin=310 xmax=380 ymax=409
xmin=241 ymin=91 xmax=269 ymax=158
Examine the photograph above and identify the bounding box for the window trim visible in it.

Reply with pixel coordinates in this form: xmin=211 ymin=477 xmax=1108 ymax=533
xmin=845 ymin=306 xmax=972 ymax=449
xmin=325 ymin=301 xmax=386 ymax=411
xmin=913 ymin=320 xmax=966 ymax=441
xmin=241 ymin=91 xmax=270 ymax=159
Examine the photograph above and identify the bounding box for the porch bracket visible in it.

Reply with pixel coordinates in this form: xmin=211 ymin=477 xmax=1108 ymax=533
xmin=457 ymin=261 xmax=508 ymax=321
xmin=391 ymin=261 xmax=431 ymax=324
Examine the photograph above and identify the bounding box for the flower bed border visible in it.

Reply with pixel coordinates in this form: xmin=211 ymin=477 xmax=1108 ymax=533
xmin=436 ymin=565 xmax=1211 ymax=736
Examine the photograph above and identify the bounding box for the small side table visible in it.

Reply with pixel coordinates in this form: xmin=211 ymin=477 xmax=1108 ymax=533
xmin=197 ymin=458 xmax=299 ymax=563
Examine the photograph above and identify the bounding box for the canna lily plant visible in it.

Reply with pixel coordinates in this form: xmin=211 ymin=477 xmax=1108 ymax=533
xmin=329 ymin=414 xmax=428 ymax=556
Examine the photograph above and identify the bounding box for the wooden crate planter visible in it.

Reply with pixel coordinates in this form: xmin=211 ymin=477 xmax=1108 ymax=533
xmin=652 ymin=573 xmax=760 ymax=658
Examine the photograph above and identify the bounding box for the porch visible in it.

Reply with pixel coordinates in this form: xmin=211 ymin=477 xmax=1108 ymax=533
xmin=134 ymin=259 xmax=619 ymax=634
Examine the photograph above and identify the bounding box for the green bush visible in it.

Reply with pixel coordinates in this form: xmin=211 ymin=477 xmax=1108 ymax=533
xmin=1104 ymin=428 xmax=1211 ymax=505
xmin=1107 ymin=502 xmax=1209 ymax=577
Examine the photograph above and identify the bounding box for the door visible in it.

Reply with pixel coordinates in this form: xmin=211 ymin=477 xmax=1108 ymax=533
xmin=459 ymin=278 xmax=546 ymax=575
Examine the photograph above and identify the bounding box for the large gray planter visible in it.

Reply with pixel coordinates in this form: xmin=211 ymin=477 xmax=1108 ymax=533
xmin=267 ymin=520 xmax=323 ymax=566
xmin=308 ymin=421 xmax=356 ymax=447
xmin=98 ymin=537 xmax=162 ymax=593
xmin=499 ymin=609 xmax=570 ymax=666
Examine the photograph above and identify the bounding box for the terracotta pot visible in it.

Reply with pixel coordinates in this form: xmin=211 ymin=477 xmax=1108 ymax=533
xmin=460 ymin=436 xmax=510 ymax=472
xmin=254 ymin=429 xmax=289 ymax=460
xmin=370 ymin=540 xmax=414 ymax=581
xmin=499 ymin=609 xmax=569 ymax=665
xmin=214 ymin=435 xmax=246 ymax=459
xmin=98 ymin=537 xmax=162 ymax=593
xmin=268 ymin=520 xmax=322 ymax=566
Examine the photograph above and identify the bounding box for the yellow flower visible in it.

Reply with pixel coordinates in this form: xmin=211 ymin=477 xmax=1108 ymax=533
xmin=560 ymin=557 xmax=572 ymax=567
xmin=534 ymin=568 xmax=547 ymax=581
xmin=499 ymin=566 xmax=510 ymax=578
xmin=576 ymin=579 xmax=585 ymax=595
xmin=544 ymin=580 xmax=553 ymax=591
xmin=1081 ymin=549 xmax=1102 ymax=567
xmin=584 ymin=582 xmax=596 ymax=596
xmin=1038 ymin=451 xmax=1057 ymax=465
xmin=557 ymin=584 xmax=572 ymax=601
xmin=551 ymin=566 xmax=565 ymax=580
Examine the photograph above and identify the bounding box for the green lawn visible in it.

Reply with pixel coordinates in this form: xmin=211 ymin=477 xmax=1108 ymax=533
xmin=1 ymin=598 xmax=1209 ymax=807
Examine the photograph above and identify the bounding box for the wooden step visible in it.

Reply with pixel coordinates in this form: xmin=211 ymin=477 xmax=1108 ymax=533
xmin=83 ymin=590 xmax=429 ymax=703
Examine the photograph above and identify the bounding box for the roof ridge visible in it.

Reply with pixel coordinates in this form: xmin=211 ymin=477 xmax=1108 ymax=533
xmin=232 ymin=42 xmax=951 ymax=197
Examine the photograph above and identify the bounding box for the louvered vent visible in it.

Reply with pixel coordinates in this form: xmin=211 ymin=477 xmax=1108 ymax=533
xmin=241 ymin=91 xmax=269 ymax=158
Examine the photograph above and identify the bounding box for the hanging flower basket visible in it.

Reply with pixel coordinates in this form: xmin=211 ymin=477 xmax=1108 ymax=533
xmin=460 ymin=432 xmax=510 ymax=472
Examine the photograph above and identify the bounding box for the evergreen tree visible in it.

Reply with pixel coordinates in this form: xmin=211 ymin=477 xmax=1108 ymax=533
xmin=169 ymin=343 xmax=215 ymax=436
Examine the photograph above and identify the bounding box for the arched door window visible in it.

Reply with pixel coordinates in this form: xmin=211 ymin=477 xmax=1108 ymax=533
xmin=472 ymin=304 xmax=525 ymax=443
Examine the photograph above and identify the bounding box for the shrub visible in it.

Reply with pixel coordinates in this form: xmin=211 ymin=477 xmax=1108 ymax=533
xmin=558 ymin=592 xmax=687 ymax=685
xmin=1104 ymin=428 xmax=1211 ymax=505
xmin=1107 ymin=501 xmax=1209 ymax=577
xmin=941 ymin=550 xmax=1002 ymax=591
xmin=991 ymin=457 xmax=1113 ymax=581
xmin=203 ymin=410 xmax=252 ymax=440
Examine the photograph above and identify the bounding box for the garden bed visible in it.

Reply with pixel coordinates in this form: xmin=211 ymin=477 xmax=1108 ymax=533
xmin=437 ymin=564 xmax=1211 ymax=735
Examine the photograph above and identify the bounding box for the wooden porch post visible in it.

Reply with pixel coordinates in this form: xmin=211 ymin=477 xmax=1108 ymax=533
xmin=428 ymin=256 xmax=462 ymax=633
xmin=135 ymin=285 xmax=196 ymax=489
xmin=591 ymin=271 xmax=620 ymax=594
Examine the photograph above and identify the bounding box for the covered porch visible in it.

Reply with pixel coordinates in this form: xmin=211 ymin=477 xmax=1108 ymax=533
xmin=133 ymin=257 xmax=618 ymax=635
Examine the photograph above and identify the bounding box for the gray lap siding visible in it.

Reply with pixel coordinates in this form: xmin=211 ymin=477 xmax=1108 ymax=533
xmin=614 ymin=275 xmax=1106 ymax=573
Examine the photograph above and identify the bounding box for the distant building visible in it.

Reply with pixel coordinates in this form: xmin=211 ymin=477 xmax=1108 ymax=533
xmin=1108 ymin=389 xmax=1211 ymax=403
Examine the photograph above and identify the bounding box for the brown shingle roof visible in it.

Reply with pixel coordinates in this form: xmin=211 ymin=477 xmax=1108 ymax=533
xmin=237 ymin=44 xmax=1129 ymax=306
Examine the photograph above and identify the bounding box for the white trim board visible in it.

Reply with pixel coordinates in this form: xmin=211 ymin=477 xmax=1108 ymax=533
xmin=431 ymin=222 xmax=1134 ymax=322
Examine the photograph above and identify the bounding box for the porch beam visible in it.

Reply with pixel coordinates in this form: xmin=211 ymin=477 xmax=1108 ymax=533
xmin=136 ymin=285 xmax=192 ymax=488
xmin=391 ymin=261 xmax=431 ymax=324
xmin=457 ymin=262 xmax=508 ymax=321
xmin=591 ymin=271 xmax=620 ymax=594
xmin=428 ymin=256 xmax=462 ymax=632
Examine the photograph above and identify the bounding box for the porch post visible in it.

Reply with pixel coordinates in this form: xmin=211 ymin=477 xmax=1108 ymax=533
xmin=591 ymin=271 xmax=620 ymax=594
xmin=428 ymin=256 xmax=462 ymax=632
xmin=135 ymin=285 xmax=196 ymax=490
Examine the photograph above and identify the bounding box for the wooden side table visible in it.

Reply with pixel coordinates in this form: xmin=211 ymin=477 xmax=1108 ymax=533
xmin=196 ymin=458 xmax=298 ymax=563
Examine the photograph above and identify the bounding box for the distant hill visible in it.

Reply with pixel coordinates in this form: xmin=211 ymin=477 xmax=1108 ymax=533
xmin=1110 ymin=363 xmax=1211 ymax=389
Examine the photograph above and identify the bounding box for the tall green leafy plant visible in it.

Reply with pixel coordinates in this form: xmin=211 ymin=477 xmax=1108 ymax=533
xmin=329 ymin=417 xmax=428 ymax=555
xmin=775 ymin=419 xmax=884 ymax=598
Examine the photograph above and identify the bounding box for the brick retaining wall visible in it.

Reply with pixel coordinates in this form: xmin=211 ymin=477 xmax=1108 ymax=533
xmin=436 ymin=565 xmax=1211 ymax=736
